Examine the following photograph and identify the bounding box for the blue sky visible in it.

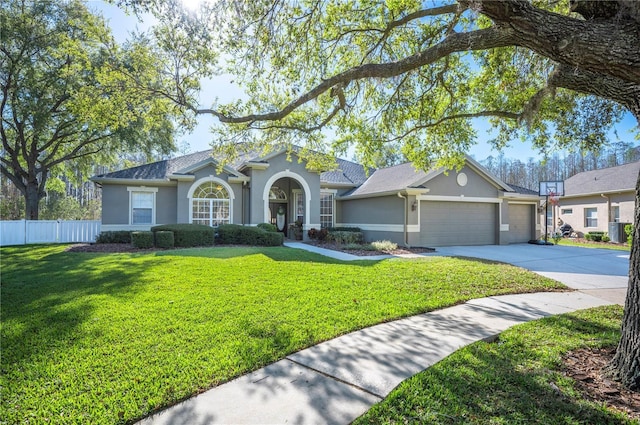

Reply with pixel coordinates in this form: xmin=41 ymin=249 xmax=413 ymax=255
xmin=90 ymin=1 xmax=638 ymax=162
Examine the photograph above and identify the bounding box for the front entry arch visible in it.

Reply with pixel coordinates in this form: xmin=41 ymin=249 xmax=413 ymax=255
xmin=262 ymin=171 xmax=312 ymax=230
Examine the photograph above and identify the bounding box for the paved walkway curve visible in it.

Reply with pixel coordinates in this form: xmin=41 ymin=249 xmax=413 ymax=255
xmin=138 ymin=244 xmax=629 ymax=425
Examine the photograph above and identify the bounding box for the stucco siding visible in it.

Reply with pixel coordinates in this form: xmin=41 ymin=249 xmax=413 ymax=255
xmin=554 ymin=191 xmax=635 ymax=235
xmin=101 ymin=185 xmax=130 ymax=224
xmin=426 ymin=166 xmax=500 ymax=198
xmin=339 ymin=196 xmax=404 ymax=225
xmin=247 ymin=152 xmax=321 ymax=228
xmin=156 ymin=187 xmax=177 ymax=224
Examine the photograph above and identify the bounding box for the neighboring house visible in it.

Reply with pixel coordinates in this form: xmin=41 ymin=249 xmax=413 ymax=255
xmin=547 ymin=161 xmax=639 ymax=238
xmin=91 ymin=149 xmax=541 ymax=247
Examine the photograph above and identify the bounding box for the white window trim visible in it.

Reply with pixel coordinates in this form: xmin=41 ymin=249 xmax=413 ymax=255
xmin=584 ymin=207 xmax=598 ymax=228
xmin=187 ymin=176 xmax=235 ymax=226
xmin=320 ymin=190 xmax=336 ymax=228
xmin=127 ymin=186 xmax=158 ymax=226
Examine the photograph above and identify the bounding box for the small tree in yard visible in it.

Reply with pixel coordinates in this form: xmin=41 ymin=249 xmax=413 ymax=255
xmin=126 ymin=0 xmax=640 ymax=388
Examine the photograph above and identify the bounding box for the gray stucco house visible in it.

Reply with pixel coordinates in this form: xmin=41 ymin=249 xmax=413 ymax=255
xmin=91 ymin=149 xmax=540 ymax=246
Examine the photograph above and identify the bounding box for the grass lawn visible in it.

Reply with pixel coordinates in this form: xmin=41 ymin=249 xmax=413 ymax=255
xmin=556 ymin=239 xmax=631 ymax=251
xmin=355 ymin=305 xmax=631 ymax=424
xmin=1 ymin=245 xmax=564 ymax=424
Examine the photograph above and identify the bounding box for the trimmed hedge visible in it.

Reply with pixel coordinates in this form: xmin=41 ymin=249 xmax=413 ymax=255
xmin=585 ymin=231 xmax=606 ymax=242
xmin=257 ymin=222 xmax=278 ymax=232
xmin=154 ymin=231 xmax=175 ymax=249
xmin=307 ymin=228 xmax=328 ymax=241
xmin=151 ymin=224 xmax=215 ymax=247
xmin=327 ymin=230 xmax=364 ymax=245
xmin=217 ymin=224 xmax=283 ymax=246
xmin=131 ymin=231 xmax=154 ymax=249
xmin=328 ymin=226 xmax=362 ymax=233
xmin=96 ymin=231 xmax=131 ymax=244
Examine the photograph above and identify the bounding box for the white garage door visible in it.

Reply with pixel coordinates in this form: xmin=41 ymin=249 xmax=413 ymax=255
xmin=420 ymin=201 xmax=496 ymax=247
xmin=508 ymin=204 xmax=534 ymax=243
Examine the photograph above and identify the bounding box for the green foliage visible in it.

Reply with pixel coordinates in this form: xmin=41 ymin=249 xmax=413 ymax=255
xmin=307 ymin=228 xmax=328 ymax=241
xmin=601 ymin=234 xmax=611 ymax=243
xmin=0 ymin=0 xmax=186 ymax=218
xmin=328 ymin=227 xmax=362 ymax=232
xmin=552 ymin=232 xmax=563 ymax=245
xmin=154 ymin=231 xmax=175 ymax=249
xmin=131 ymin=231 xmax=154 ymax=249
xmin=151 ymin=224 xmax=214 ymax=247
xmin=625 ymin=224 xmax=634 ymax=247
xmin=0 ymin=244 xmax=563 ymax=424
xmin=355 ymin=306 xmax=630 ymax=424
xmin=217 ymin=224 xmax=283 ymax=246
xmin=585 ymin=231 xmax=605 ymax=242
xmin=256 ymin=222 xmax=278 ymax=232
xmin=327 ymin=230 xmax=364 ymax=245
xmin=343 ymin=243 xmax=376 ymax=251
xmin=371 ymin=240 xmax=398 ymax=251
xmin=96 ymin=231 xmax=131 ymax=244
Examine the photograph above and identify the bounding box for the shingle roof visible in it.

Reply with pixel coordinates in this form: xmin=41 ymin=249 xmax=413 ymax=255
xmin=346 ymin=163 xmax=431 ymax=197
xmin=93 ymin=149 xmax=368 ymax=187
xmin=94 ymin=150 xmax=214 ymax=180
xmin=564 ymin=161 xmax=640 ymax=196
xmin=320 ymin=158 xmax=370 ymax=186
xmin=507 ymin=184 xmax=539 ymax=195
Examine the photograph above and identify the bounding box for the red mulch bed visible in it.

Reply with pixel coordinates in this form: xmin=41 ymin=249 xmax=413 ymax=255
xmin=563 ymin=347 xmax=640 ymax=420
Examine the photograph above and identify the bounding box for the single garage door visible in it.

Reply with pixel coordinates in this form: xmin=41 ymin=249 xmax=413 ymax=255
xmin=420 ymin=201 xmax=496 ymax=246
xmin=508 ymin=203 xmax=534 ymax=243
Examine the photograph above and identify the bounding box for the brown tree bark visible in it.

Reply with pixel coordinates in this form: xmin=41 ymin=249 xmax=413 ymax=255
xmin=607 ymin=170 xmax=640 ymax=390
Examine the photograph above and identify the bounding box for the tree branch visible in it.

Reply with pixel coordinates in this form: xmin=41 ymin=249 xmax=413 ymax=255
xmin=197 ymin=26 xmax=515 ymax=124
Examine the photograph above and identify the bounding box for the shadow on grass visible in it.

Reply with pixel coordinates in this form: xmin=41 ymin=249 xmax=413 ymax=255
xmin=1 ymin=245 xmax=158 ymax=366
xmin=355 ymin=307 xmax=627 ymax=424
xmin=154 ymin=245 xmax=382 ymax=266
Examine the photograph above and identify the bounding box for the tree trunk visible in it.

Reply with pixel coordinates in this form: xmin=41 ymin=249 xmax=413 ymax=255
xmin=25 ymin=181 xmax=41 ymax=220
xmin=608 ymin=169 xmax=640 ymax=390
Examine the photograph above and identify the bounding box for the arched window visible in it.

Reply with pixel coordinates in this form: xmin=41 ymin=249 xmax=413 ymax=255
xmin=269 ymin=187 xmax=287 ymax=200
xmin=191 ymin=181 xmax=230 ymax=226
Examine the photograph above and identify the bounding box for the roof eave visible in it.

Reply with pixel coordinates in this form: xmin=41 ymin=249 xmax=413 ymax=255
xmin=90 ymin=177 xmax=176 ymax=186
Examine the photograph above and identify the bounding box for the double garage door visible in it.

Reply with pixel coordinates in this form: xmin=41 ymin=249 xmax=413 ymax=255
xmin=420 ymin=201 xmax=497 ymax=247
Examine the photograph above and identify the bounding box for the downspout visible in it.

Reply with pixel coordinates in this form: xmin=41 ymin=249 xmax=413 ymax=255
xmin=397 ymin=192 xmax=409 ymax=247
xmin=601 ymin=193 xmax=611 ymax=226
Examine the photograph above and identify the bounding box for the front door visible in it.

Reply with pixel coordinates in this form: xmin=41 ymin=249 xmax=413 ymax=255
xmin=270 ymin=202 xmax=287 ymax=236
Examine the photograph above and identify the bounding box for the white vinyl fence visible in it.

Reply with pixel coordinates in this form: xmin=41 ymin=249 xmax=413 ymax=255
xmin=0 ymin=220 xmax=101 ymax=246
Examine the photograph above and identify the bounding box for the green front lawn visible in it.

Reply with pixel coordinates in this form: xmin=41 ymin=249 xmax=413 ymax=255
xmin=355 ymin=305 xmax=629 ymax=424
xmin=556 ymin=239 xmax=631 ymax=251
xmin=1 ymin=245 xmax=564 ymax=424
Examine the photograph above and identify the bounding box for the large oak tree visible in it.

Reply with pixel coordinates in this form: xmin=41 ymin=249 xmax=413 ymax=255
xmin=0 ymin=0 xmax=207 ymax=219
xmin=134 ymin=0 xmax=640 ymax=389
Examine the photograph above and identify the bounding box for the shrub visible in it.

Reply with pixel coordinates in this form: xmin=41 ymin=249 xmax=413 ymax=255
xmin=154 ymin=231 xmax=175 ymax=249
xmin=257 ymin=222 xmax=278 ymax=232
xmin=371 ymin=240 xmax=398 ymax=251
xmin=96 ymin=231 xmax=131 ymax=244
xmin=625 ymin=224 xmax=634 ymax=247
xmin=317 ymin=228 xmax=328 ymax=241
xmin=131 ymin=231 xmax=154 ymax=249
xmin=585 ymin=231 xmax=605 ymax=242
xmin=327 ymin=230 xmax=364 ymax=245
xmin=328 ymin=226 xmax=362 ymax=232
xmin=217 ymin=224 xmax=283 ymax=246
xmin=343 ymin=243 xmax=376 ymax=251
xmin=151 ymin=224 xmax=214 ymax=247
xmin=601 ymin=234 xmax=611 ymax=243
xmin=307 ymin=228 xmax=318 ymax=239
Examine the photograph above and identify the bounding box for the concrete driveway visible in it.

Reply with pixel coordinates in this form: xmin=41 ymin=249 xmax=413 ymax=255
xmin=433 ymin=244 xmax=630 ymax=305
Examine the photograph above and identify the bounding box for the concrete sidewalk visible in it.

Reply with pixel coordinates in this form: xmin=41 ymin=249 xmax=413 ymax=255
xmin=138 ymin=244 xmax=628 ymax=425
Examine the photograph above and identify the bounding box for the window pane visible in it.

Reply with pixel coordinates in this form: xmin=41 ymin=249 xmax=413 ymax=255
xmin=191 ymin=181 xmax=230 ymax=227
xmin=320 ymin=192 xmax=333 ymax=228
xmin=585 ymin=208 xmax=597 ymax=227
xmin=132 ymin=208 xmax=152 ymax=224
xmin=132 ymin=192 xmax=153 ymax=208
